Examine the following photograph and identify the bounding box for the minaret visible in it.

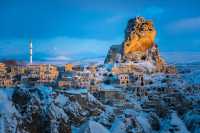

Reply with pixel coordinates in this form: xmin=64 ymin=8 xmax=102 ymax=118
xmin=29 ymin=40 xmax=33 ymax=64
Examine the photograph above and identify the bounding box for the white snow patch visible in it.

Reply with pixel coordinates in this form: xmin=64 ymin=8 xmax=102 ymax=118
xmin=136 ymin=115 xmax=152 ymax=133
xmin=79 ymin=120 xmax=110 ymax=133
xmin=0 ymin=88 xmax=17 ymax=114
xmin=100 ymin=84 xmax=120 ymax=91
xmin=55 ymin=94 xmax=69 ymax=107
xmin=170 ymin=112 xmax=190 ymax=133
xmin=66 ymin=88 xmax=88 ymax=95
xmin=0 ymin=88 xmax=19 ymax=133
xmin=136 ymin=61 xmax=156 ymax=72
xmin=110 ymin=118 xmax=126 ymax=133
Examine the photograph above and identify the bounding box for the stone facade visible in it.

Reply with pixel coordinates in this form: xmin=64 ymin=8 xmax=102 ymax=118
xmin=27 ymin=64 xmax=58 ymax=83
xmin=65 ymin=64 xmax=73 ymax=72
xmin=117 ymin=74 xmax=129 ymax=86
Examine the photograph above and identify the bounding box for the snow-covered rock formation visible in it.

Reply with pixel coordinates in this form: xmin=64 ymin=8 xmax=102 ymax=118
xmin=105 ymin=16 xmax=176 ymax=73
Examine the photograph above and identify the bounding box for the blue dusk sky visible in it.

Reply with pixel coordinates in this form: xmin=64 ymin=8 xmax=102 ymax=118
xmin=0 ymin=0 xmax=200 ymax=61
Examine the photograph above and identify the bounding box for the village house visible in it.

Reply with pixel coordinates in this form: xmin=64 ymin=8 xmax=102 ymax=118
xmin=117 ymin=74 xmax=129 ymax=86
xmin=129 ymin=73 xmax=145 ymax=85
xmin=27 ymin=64 xmax=40 ymax=79
xmin=0 ymin=63 xmax=7 ymax=77
xmin=0 ymin=78 xmax=13 ymax=87
xmin=10 ymin=64 xmax=26 ymax=75
xmin=112 ymin=63 xmax=144 ymax=75
xmin=58 ymin=72 xmax=73 ymax=88
xmin=65 ymin=63 xmax=73 ymax=72
xmin=86 ymin=64 xmax=97 ymax=73
xmin=89 ymin=79 xmax=101 ymax=93
xmin=0 ymin=63 xmax=14 ymax=87
xmin=72 ymin=65 xmax=84 ymax=71
xmin=72 ymin=74 xmax=90 ymax=88
xmin=27 ymin=64 xmax=58 ymax=83
xmin=98 ymin=83 xmax=124 ymax=104
xmin=39 ymin=64 xmax=58 ymax=83
xmin=9 ymin=64 xmax=27 ymax=83
xmin=58 ymin=79 xmax=72 ymax=88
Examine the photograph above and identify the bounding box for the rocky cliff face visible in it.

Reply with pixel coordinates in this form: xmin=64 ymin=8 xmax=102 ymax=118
xmin=123 ymin=16 xmax=156 ymax=55
xmin=105 ymin=16 xmax=171 ymax=73
xmin=104 ymin=45 xmax=122 ymax=63
xmin=0 ymin=86 xmax=104 ymax=133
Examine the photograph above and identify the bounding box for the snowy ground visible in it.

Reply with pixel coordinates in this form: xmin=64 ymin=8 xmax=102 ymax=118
xmin=0 ymin=59 xmax=200 ymax=133
xmin=176 ymin=63 xmax=200 ymax=84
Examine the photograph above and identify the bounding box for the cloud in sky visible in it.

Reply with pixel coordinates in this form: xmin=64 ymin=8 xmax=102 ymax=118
xmin=38 ymin=37 xmax=120 ymax=56
xmin=0 ymin=37 xmax=121 ymax=60
xmin=1 ymin=0 xmax=200 ymax=61
xmin=166 ymin=16 xmax=200 ymax=33
xmin=46 ymin=55 xmax=72 ymax=61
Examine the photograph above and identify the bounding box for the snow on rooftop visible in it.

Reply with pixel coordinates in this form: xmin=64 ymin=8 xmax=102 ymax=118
xmin=66 ymin=88 xmax=88 ymax=95
xmin=87 ymin=93 xmax=97 ymax=102
xmin=135 ymin=61 xmax=156 ymax=72
xmin=100 ymin=83 xmax=120 ymax=91
xmin=55 ymin=94 xmax=69 ymax=107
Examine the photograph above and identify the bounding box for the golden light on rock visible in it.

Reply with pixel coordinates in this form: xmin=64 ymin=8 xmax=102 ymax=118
xmin=123 ymin=17 xmax=156 ymax=55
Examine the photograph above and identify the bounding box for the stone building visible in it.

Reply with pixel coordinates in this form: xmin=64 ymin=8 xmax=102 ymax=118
xmin=99 ymin=83 xmax=124 ymax=104
xmin=0 ymin=63 xmax=14 ymax=87
xmin=58 ymin=79 xmax=72 ymax=88
xmin=10 ymin=64 xmax=26 ymax=76
xmin=72 ymin=65 xmax=84 ymax=71
xmin=58 ymin=72 xmax=73 ymax=88
xmin=89 ymin=84 xmax=100 ymax=93
xmin=117 ymin=74 xmax=129 ymax=86
xmin=72 ymin=75 xmax=90 ymax=88
xmin=0 ymin=79 xmax=13 ymax=87
xmin=86 ymin=64 xmax=97 ymax=73
xmin=27 ymin=64 xmax=58 ymax=83
xmin=112 ymin=63 xmax=144 ymax=75
xmin=39 ymin=64 xmax=58 ymax=83
xmin=27 ymin=64 xmax=40 ymax=80
xmin=0 ymin=63 xmax=7 ymax=77
xmin=65 ymin=64 xmax=73 ymax=72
